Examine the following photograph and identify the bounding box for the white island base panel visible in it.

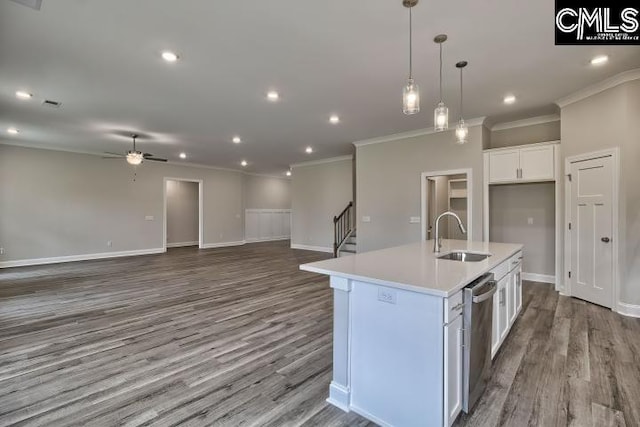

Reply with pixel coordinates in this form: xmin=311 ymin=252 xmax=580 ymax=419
xmin=301 ymin=240 xmax=523 ymax=427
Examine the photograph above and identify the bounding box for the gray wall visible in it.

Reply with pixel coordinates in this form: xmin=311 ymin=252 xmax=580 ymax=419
xmin=356 ymin=125 xmax=484 ymax=252
xmin=490 ymin=183 xmax=555 ymax=276
xmin=560 ymin=79 xmax=640 ymax=306
xmin=489 ymin=121 xmax=560 ymax=148
xmin=166 ymin=180 xmax=199 ymax=246
xmin=291 ymin=159 xmax=353 ymax=250
xmin=0 ymin=144 xmax=245 ymax=262
xmin=243 ymin=174 xmax=291 ymax=209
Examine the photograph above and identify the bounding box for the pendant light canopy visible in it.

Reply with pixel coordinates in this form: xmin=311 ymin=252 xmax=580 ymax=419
xmin=455 ymin=61 xmax=469 ymax=144
xmin=402 ymin=0 xmax=420 ymax=115
xmin=433 ymin=34 xmax=448 ymax=131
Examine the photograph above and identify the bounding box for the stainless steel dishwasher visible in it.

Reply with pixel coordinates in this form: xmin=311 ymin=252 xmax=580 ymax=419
xmin=462 ymin=273 xmax=497 ymax=413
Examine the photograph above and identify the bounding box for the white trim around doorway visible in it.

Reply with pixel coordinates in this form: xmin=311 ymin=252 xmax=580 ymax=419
xmin=163 ymin=177 xmax=204 ymax=251
xmin=420 ymin=168 xmax=473 ymax=243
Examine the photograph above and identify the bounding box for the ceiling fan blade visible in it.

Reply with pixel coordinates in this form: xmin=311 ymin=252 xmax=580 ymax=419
xmin=104 ymin=152 xmax=125 ymax=157
xmin=146 ymin=157 xmax=168 ymax=162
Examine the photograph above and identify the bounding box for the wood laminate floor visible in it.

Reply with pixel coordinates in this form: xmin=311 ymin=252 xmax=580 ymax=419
xmin=0 ymin=242 xmax=638 ymax=426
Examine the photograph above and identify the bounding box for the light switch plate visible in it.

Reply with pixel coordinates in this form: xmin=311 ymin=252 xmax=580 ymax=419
xmin=527 ymin=217 xmax=534 ymax=225
xmin=145 ymin=215 xmax=154 ymax=221
xmin=362 ymin=216 xmax=371 ymax=223
xmin=410 ymin=216 xmax=421 ymax=223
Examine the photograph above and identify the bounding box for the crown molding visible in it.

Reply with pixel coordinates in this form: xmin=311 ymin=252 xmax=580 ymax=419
xmin=491 ymin=114 xmax=560 ymax=131
xmin=555 ymin=68 xmax=640 ymax=109
xmin=290 ymin=155 xmax=353 ymax=168
xmin=243 ymin=171 xmax=291 ymax=180
xmin=352 ymin=116 xmax=486 ymax=148
xmin=0 ymin=140 xmax=291 ymax=178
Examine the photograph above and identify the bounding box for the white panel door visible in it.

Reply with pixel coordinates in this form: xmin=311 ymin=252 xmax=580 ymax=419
xmin=507 ymin=271 xmax=516 ymax=325
xmin=498 ymin=275 xmax=509 ymax=342
xmin=444 ymin=314 xmax=463 ymax=426
xmin=569 ymin=156 xmax=614 ymax=308
xmin=489 ymin=151 xmax=519 ymax=183
xmin=514 ymin=267 xmax=522 ymax=314
xmin=491 ymin=289 xmax=500 ymax=359
xmin=520 ymin=145 xmax=555 ymax=181
xmin=282 ymin=212 xmax=291 ymax=237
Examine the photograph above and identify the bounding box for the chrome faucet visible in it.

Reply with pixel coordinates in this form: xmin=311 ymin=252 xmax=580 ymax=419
xmin=433 ymin=211 xmax=467 ymax=252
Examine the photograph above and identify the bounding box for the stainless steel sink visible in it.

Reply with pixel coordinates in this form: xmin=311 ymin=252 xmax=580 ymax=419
xmin=437 ymin=251 xmax=491 ymax=262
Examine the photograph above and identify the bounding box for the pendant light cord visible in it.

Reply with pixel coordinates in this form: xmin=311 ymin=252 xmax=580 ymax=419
xmin=459 ymin=67 xmax=463 ymax=119
xmin=439 ymin=43 xmax=443 ymax=101
xmin=409 ymin=7 xmax=413 ymax=80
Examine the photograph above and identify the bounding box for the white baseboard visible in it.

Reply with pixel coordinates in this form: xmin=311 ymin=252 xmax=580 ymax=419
xmin=617 ymin=302 xmax=640 ymax=318
xmin=200 ymin=241 xmax=246 ymax=249
xmin=327 ymin=382 xmax=350 ymax=413
xmin=522 ymin=272 xmax=556 ymax=284
xmin=166 ymin=241 xmax=198 ymax=248
xmin=0 ymin=247 xmax=166 ymax=269
xmin=291 ymin=244 xmax=333 ymax=253
xmin=245 ymin=237 xmax=290 ymax=243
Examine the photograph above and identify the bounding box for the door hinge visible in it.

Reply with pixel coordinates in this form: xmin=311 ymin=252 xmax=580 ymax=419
xmin=568 ymin=222 xmax=572 ymax=230
xmin=568 ymin=271 xmax=572 ymax=278
xmin=567 ymin=173 xmax=572 ymax=182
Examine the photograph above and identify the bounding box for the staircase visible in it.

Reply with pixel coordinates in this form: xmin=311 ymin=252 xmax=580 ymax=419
xmin=333 ymin=202 xmax=356 ymax=257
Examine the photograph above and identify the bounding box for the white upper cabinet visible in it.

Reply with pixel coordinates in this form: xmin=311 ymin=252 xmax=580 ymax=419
xmin=487 ymin=143 xmax=557 ymax=184
xmin=520 ymin=145 xmax=555 ymax=181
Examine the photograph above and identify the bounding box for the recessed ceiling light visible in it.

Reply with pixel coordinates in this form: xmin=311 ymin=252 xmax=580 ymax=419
xmin=15 ymin=91 xmax=32 ymax=100
xmin=503 ymin=95 xmax=516 ymax=105
xmin=329 ymin=115 xmax=340 ymax=124
xmin=267 ymin=91 xmax=279 ymax=101
xmin=7 ymin=127 xmax=19 ymax=135
xmin=232 ymin=136 xmax=242 ymax=144
xmin=305 ymin=146 xmax=313 ymax=154
xmin=161 ymin=51 xmax=179 ymax=62
xmin=179 ymin=152 xmax=187 ymax=159
xmin=590 ymin=55 xmax=609 ymax=66
xmin=286 ymin=170 xmax=292 ymax=177
xmin=241 ymin=160 xmax=248 ymax=167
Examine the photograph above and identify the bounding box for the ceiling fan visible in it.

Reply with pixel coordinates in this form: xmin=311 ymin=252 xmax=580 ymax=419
xmin=104 ymin=134 xmax=167 ymax=165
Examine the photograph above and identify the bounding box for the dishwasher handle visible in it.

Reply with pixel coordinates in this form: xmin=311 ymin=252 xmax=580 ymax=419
xmin=472 ymin=280 xmax=497 ymax=303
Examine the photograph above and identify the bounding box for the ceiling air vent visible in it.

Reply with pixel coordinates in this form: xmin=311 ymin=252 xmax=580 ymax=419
xmin=42 ymin=99 xmax=62 ymax=108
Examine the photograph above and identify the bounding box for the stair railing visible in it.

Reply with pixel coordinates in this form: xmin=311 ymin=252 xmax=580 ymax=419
xmin=333 ymin=201 xmax=353 ymax=257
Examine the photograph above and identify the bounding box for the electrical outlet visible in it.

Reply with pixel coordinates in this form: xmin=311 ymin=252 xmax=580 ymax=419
xmin=378 ymin=288 xmax=397 ymax=304
xmin=527 ymin=217 xmax=534 ymax=225
xmin=409 ymin=216 xmax=421 ymax=224
xmin=145 ymin=215 xmax=154 ymax=221
xmin=0 ymin=248 xmax=4 ymax=255
xmin=107 ymin=241 xmax=112 ymax=247
xmin=362 ymin=216 xmax=371 ymax=223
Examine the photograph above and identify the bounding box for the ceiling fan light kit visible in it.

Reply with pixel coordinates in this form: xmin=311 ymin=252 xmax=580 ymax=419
xmin=105 ymin=134 xmax=168 ymax=166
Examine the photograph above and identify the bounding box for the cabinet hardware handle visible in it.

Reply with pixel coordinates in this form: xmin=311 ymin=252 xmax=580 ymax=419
xmin=451 ymin=302 xmax=464 ymax=311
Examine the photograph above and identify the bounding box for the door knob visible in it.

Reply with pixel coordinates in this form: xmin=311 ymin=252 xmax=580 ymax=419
xmin=601 ymin=237 xmax=611 ymax=243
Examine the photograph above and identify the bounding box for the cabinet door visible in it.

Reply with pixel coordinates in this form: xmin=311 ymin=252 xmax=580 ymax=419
xmin=498 ymin=276 xmax=509 ymax=342
xmin=520 ymin=145 xmax=555 ymax=181
xmin=444 ymin=314 xmax=463 ymax=426
xmin=507 ymin=271 xmax=516 ymax=326
xmin=491 ymin=288 xmax=500 ymax=359
xmin=489 ymin=150 xmax=520 ymax=183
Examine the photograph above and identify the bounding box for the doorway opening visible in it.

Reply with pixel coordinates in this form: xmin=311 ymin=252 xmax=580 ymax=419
xmin=163 ymin=178 xmax=204 ymax=250
xmin=421 ymin=169 xmax=472 ymax=242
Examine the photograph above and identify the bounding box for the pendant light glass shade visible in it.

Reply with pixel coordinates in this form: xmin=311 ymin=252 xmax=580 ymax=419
xmin=434 ymin=101 xmax=448 ymax=131
xmin=403 ymin=79 xmax=420 ymax=114
xmin=455 ymin=119 xmax=469 ymax=144
xmin=433 ymin=35 xmax=448 ymax=131
xmin=402 ymin=1 xmax=420 ymax=115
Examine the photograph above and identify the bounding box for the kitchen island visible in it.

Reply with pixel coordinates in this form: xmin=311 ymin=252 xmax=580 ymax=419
xmin=300 ymin=239 xmax=523 ymax=427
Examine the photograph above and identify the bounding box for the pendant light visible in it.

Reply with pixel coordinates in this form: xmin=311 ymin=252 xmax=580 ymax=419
xmin=402 ymin=0 xmax=420 ymax=115
xmin=455 ymin=61 xmax=469 ymax=145
xmin=433 ymin=34 xmax=448 ymax=131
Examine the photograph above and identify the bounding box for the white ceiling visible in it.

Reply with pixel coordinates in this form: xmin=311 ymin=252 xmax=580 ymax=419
xmin=1 ymin=0 xmax=639 ymax=175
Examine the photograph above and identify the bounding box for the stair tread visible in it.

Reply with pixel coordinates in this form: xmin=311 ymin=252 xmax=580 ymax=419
xmin=340 ymin=248 xmax=356 ymax=253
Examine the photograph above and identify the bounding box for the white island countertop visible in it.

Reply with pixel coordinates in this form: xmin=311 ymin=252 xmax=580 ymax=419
xmin=300 ymin=239 xmax=523 ymax=297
